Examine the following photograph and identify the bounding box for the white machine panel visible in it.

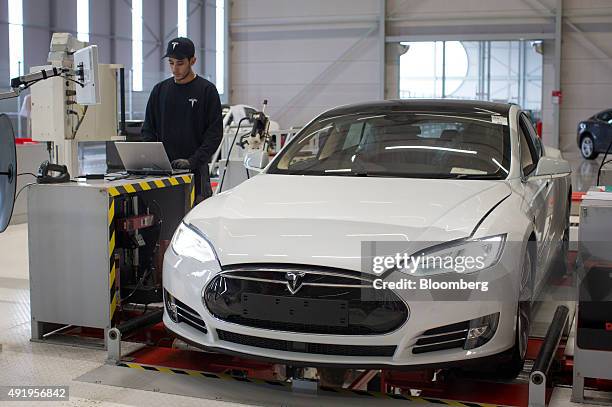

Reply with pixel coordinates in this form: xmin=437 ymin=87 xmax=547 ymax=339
xmin=74 ymin=45 xmax=101 ymax=105
xmin=30 ymin=65 xmax=69 ymax=144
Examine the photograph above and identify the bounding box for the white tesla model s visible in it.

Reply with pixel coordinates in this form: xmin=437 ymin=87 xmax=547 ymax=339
xmin=163 ymin=100 xmax=571 ymax=378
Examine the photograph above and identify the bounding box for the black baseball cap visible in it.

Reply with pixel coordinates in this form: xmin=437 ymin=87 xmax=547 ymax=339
xmin=163 ymin=37 xmax=195 ymax=59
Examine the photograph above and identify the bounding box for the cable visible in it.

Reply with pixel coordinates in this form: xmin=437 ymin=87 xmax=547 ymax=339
xmin=20 ymin=78 xmax=44 ymax=91
xmin=596 ymin=137 xmax=612 ymax=185
xmin=70 ymin=105 xmax=89 ymax=139
xmin=63 ymin=77 xmax=85 ymax=87
xmin=14 ymin=182 xmax=37 ymax=202
xmin=17 ymin=172 xmax=37 ymax=177
xmin=122 ymin=269 xmax=151 ymax=303
xmin=150 ymin=199 xmax=164 ymax=220
xmin=218 ymin=117 xmax=250 ymax=193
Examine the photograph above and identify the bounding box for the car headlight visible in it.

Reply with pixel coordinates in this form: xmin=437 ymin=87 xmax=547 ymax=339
xmin=171 ymin=222 xmax=218 ymax=263
xmin=401 ymin=234 xmax=506 ymax=276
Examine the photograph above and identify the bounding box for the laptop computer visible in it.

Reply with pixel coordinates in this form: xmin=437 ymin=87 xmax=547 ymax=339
xmin=114 ymin=142 xmax=189 ymax=176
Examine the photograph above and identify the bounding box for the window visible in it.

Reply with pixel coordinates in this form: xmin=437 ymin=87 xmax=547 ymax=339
xmin=8 ymin=0 xmax=24 ymax=79
xmin=77 ymin=0 xmax=89 ymax=42
xmin=215 ymin=0 xmax=225 ymax=95
xmin=270 ymin=111 xmax=511 ymax=179
xmin=131 ymin=0 xmax=143 ymax=91
xmin=522 ymin=114 xmax=542 ymax=159
xmin=400 ymin=41 xmax=468 ymax=99
xmin=177 ymin=0 xmax=187 ymax=37
xmin=399 ymin=40 xmax=543 ymax=113
xmin=597 ymin=111 xmax=612 ymax=123
xmin=519 ymin=115 xmax=538 ymax=176
xmin=342 ymin=122 xmax=365 ymax=150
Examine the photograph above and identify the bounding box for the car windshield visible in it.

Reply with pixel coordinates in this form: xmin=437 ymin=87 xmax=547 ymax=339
xmin=268 ymin=111 xmax=511 ymax=179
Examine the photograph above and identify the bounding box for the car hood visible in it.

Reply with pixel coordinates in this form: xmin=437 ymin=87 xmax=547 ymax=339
xmin=185 ymin=174 xmax=511 ymax=272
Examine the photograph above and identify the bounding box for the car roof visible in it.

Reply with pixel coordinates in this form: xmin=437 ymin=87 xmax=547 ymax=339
xmin=319 ymin=99 xmax=514 ymax=118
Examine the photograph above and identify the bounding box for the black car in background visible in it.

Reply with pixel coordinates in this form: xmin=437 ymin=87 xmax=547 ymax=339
xmin=577 ymin=109 xmax=612 ymax=159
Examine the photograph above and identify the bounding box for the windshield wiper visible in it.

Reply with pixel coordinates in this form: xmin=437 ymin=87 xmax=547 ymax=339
xmin=324 ymin=170 xmax=371 ymax=177
xmin=449 ymin=173 xmax=502 ymax=179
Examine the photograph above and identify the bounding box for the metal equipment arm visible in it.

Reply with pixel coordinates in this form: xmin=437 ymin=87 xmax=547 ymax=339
xmin=0 ymin=66 xmax=80 ymax=100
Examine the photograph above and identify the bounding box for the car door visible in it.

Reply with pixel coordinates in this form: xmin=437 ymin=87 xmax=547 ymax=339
xmin=524 ymin=114 xmax=565 ymax=251
xmin=518 ymin=113 xmax=553 ymax=286
xmin=599 ymin=110 xmax=612 ymax=150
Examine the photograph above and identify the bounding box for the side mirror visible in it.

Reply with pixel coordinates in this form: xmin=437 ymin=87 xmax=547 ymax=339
xmin=244 ymin=150 xmax=269 ymax=172
xmin=534 ymin=156 xmax=571 ymax=177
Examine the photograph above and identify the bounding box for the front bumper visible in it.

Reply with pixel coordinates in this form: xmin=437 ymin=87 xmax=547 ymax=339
xmin=162 ymin=248 xmax=520 ymax=368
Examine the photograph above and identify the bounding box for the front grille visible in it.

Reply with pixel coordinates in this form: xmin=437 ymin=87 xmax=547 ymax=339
xmin=176 ymin=298 xmax=207 ymax=334
xmin=412 ymin=320 xmax=469 ymax=354
xmin=203 ymin=264 xmax=409 ymax=335
xmin=217 ymin=329 xmax=396 ymax=357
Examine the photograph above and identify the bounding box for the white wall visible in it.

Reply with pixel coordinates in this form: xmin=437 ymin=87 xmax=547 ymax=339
xmin=0 ymin=0 xmax=220 ymax=120
xmin=0 ymin=0 xmax=610 ymax=154
xmin=385 ymin=0 xmax=612 ymax=154
xmin=230 ymin=0 xmax=612 ymax=153
xmin=229 ymin=0 xmax=383 ymax=128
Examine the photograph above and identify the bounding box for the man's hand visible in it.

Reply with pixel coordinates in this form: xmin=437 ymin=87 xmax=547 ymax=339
xmin=171 ymin=159 xmax=192 ymax=169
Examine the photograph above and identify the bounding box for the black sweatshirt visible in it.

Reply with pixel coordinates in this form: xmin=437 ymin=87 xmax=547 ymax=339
xmin=141 ymin=76 xmax=223 ymax=169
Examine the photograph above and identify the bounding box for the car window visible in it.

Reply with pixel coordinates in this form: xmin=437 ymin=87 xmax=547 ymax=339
xmin=284 ymin=125 xmax=330 ymax=168
xmin=597 ymin=111 xmax=611 ymax=122
xmin=521 ymin=113 xmax=542 ymax=159
xmin=269 ymin=111 xmax=511 ymax=179
xmin=342 ymin=122 xmax=365 ymax=150
xmin=518 ymin=115 xmax=538 ymax=176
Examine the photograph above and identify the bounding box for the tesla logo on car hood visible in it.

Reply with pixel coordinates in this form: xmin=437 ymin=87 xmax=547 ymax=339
xmin=285 ymin=272 xmax=306 ymax=294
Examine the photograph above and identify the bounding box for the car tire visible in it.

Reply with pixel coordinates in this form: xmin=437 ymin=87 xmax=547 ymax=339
xmin=492 ymin=245 xmax=533 ymax=380
xmin=580 ymin=135 xmax=598 ymax=160
xmin=551 ymin=196 xmax=571 ymax=278
xmin=458 ymin=246 xmax=533 ymax=380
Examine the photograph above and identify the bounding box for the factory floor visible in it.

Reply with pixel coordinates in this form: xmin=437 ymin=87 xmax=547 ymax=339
xmin=0 ymin=228 xmax=243 ymax=407
xmin=0 ymin=223 xmax=609 ymax=406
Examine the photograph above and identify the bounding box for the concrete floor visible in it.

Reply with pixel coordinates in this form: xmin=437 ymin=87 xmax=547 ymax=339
xmin=566 ymin=150 xmax=603 ymax=192
xmin=1 ymin=223 xmax=608 ymax=407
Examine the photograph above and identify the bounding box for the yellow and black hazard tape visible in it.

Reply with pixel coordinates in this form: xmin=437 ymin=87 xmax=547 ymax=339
xmin=107 ymin=174 xmax=194 ymax=323
xmin=107 ymin=175 xmax=193 ymax=198
xmin=189 ymin=181 xmax=195 ymax=208
xmin=115 ymin=362 xmax=509 ymax=406
xmin=108 ymin=196 xmax=118 ymax=322
xmin=116 ymin=362 xmax=288 ymax=387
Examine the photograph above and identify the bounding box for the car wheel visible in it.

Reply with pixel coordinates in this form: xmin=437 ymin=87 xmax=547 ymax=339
xmin=493 ymin=246 xmax=534 ymax=379
xmin=552 ymin=197 xmax=570 ymax=278
xmin=580 ymin=135 xmax=598 ymax=159
xmin=458 ymin=247 xmax=533 ymax=380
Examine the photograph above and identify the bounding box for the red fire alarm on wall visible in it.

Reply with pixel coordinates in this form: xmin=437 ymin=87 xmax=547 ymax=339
xmin=552 ymin=90 xmax=563 ymax=105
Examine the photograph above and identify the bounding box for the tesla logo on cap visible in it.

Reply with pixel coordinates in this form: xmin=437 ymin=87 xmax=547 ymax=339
xmin=188 ymin=98 xmax=197 ymax=107
xmin=172 ymin=41 xmax=179 ymax=50
xmin=285 ymin=272 xmax=306 ymax=294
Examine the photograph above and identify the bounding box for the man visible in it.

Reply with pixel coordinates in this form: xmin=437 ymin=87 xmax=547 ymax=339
xmin=142 ymin=37 xmax=222 ymax=201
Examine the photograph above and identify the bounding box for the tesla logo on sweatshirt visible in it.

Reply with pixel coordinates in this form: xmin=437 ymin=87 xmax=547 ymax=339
xmin=188 ymin=98 xmax=198 ymax=107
